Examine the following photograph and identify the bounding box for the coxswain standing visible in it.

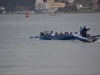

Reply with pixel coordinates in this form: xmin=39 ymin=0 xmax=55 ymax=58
xmin=81 ymin=26 xmax=90 ymax=38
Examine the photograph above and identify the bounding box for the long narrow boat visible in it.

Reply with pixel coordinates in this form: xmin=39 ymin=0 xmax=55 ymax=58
xmin=39 ymin=35 xmax=98 ymax=42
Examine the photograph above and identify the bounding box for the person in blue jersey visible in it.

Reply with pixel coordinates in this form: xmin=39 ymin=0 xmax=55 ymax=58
xmin=64 ymin=32 xmax=69 ymax=36
xmin=79 ymin=27 xmax=83 ymax=36
xmin=81 ymin=26 xmax=90 ymax=38
xmin=70 ymin=32 xmax=73 ymax=36
xmin=47 ymin=31 xmax=49 ymax=35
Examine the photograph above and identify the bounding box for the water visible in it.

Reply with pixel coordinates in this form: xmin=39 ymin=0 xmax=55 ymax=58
xmin=0 ymin=13 xmax=100 ymax=75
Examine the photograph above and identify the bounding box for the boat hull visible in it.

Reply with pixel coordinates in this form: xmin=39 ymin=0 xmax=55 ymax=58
xmin=39 ymin=35 xmax=98 ymax=42
xmin=39 ymin=35 xmax=76 ymax=40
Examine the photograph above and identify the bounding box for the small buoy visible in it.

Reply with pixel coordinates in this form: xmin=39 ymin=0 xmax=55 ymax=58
xmin=25 ymin=8 xmax=29 ymax=17
xmin=26 ymin=11 xmax=29 ymax=17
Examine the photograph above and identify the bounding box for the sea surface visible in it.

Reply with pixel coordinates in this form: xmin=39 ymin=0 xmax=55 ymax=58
xmin=0 ymin=13 xmax=100 ymax=75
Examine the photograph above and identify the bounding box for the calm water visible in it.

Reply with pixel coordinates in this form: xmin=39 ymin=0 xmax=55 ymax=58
xmin=0 ymin=13 xmax=100 ymax=75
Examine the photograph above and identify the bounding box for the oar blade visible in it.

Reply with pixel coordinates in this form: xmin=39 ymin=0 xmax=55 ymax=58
xmin=35 ymin=36 xmax=38 ymax=38
xmin=96 ymin=35 xmax=100 ymax=37
xmin=30 ymin=37 xmax=34 ymax=39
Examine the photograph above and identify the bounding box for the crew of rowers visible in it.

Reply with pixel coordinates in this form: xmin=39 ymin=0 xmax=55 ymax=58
xmin=40 ymin=26 xmax=90 ymax=38
xmin=40 ymin=31 xmax=73 ymax=36
xmin=40 ymin=31 xmax=74 ymax=37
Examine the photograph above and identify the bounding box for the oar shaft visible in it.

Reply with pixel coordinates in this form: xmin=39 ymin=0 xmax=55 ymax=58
xmin=96 ymin=35 xmax=100 ymax=37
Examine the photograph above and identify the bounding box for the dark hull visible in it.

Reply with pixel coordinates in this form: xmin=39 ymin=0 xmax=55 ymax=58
xmin=39 ymin=35 xmax=76 ymax=40
xmin=39 ymin=35 xmax=98 ymax=42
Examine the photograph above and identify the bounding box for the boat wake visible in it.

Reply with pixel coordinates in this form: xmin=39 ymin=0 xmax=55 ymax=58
xmin=95 ymin=39 xmax=100 ymax=42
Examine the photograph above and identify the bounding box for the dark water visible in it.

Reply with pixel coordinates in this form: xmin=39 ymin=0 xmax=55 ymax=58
xmin=0 ymin=13 xmax=100 ymax=75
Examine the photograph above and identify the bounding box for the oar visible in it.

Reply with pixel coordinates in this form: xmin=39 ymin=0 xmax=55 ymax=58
xmin=92 ymin=35 xmax=100 ymax=37
xmin=35 ymin=36 xmax=38 ymax=38
xmin=96 ymin=35 xmax=100 ymax=37
xmin=30 ymin=36 xmax=39 ymax=39
xmin=30 ymin=37 xmax=34 ymax=39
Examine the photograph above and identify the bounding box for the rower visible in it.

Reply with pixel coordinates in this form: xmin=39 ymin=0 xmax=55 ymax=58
xmin=50 ymin=31 xmax=55 ymax=36
xmin=40 ymin=32 xmax=44 ymax=36
xmin=55 ymin=32 xmax=59 ymax=36
xmin=79 ymin=27 xmax=83 ymax=36
xmin=70 ymin=32 xmax=73 ymax=36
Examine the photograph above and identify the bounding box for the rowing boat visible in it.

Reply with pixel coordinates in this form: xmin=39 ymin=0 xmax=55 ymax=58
xmin=39 ymin=35 xmax=98 ymax=42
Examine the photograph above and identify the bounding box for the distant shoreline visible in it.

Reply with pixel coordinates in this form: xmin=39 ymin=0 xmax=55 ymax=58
xmin=0 ymin=11 xmax=100 ymax=14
